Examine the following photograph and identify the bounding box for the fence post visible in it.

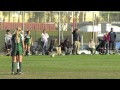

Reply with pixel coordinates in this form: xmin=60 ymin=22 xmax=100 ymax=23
xmin=81 ymin=35 xmax=83 ymax=50
xmin=58 ymin=11 xmax=61 ymax=45
xmin=22 ymin=11 xmax=25 ymax=35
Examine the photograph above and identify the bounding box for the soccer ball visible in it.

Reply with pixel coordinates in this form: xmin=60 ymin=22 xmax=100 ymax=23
xmin=51 ymin=54 xmax=55 ymax=58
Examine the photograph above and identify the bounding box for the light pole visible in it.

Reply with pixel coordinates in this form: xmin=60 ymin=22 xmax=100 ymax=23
xmin=71 ymin=11 xmax=74 ymax=44
xmin=92 ymin=12 xmax=95 ymax=41
xmin=108 ymin=13 xmax=110 ymax=23
xmin=16 ymin=11 xmax=21 ymax=23
xmin=22 ymin=11 xmax=25 ymax=33
xmin=13 ymin=16 xmax=15 ymax=31
xmin=58 ymin=11 xmax=61 ymax=45
xmin=13 ymin=17 xmax=15 ymax=22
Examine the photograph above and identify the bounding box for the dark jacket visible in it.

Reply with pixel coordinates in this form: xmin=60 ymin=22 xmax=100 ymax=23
xmin=72 ymin=30 xmax=81 ymax=42
xmin=109 ymin=31 xmax=116 ymax=42
xmin=64 ymin=39 xmax=72 ymax=48
xmin=49 ymin=39 xmax=54 ymax=47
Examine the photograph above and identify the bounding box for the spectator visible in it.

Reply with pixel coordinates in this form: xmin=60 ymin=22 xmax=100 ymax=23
xmin=88 ymin=39 xmax=95 ymax=55
xmin=48 ymin=39 xmax=54 ymax=54
xmin=72 ymin=28 xmax=81 ymax=55
xmin=4 ymin=30 xmax=12 ymax=56
xmin=103 ymin=31 xmax=110 ymax=54
xmin=63 ymin=38 xmax=72 ymax=55
xmin=96 ymin=38 xmax=106 ymax=54
xmin=41 ymin=29 xmax=49 ymax=55
xmin=54 ymin=39 xmax=61 ymax=55
xmin=108 ymin=28 xmax=116 ymax=54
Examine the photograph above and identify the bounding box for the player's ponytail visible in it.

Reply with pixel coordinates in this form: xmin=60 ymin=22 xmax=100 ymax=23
xmin=15 ymin=27 xmax=21 ymax=43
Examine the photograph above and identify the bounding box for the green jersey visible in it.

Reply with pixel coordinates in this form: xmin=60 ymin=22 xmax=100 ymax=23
xmin=24 ymin=35 xmax=32 ymax=45
xmin=11 ymin=34 xmax=23 ymax=56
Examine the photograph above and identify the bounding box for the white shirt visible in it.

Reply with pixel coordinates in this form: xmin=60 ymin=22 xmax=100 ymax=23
xmin=89 ymin=41 xmax=95 ymax=49
xmin=41 ymin=33 xmax=49 ymax=42
xmin=5 ymin=34 xmax=12 ymax=45
xmin=20 ymin=34 xmax=25 ymax=41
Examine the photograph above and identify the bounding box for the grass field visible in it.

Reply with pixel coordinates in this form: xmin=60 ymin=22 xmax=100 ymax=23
xmin=1 ymin=55 xmax=120 ymax=79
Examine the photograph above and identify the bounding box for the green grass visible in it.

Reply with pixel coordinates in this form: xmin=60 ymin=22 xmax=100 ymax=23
xmin=0 ymin=55 xmax=120 ymax=79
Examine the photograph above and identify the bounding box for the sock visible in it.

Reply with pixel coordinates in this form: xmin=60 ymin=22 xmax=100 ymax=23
xmin=17 ymin=62 xmax=19 ymax=72
xmin=26 ymin=51 xmax=28 ymax=55
xmin=12 ymin=62 xmax=15 ymax=72
xmin=19 ymin=62 xmax=22 ymax=72
xmin=28 ymin=50 xmax=30 ymax=55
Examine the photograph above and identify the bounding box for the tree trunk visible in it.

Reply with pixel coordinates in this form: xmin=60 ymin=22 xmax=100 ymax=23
xmin=8 ymin=12 xmax=10 ymax=22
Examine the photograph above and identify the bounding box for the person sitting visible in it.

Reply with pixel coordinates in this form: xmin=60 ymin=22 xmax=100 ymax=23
xmin=88 ymin=39 xmax=95 ymax=55
xmin=63 ymin=38 xmax=72 ymax=55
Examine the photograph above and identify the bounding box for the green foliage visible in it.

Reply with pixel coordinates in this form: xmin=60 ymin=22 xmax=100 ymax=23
xmin=100 ymin=11 xmax=120 ymax=22
xmin=33 ymin=12 xmax=45 ymax=22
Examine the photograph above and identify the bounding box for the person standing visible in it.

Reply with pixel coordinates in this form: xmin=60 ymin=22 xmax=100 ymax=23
xmin=72 ymin=28 xmax=81 ymax=55
xmin=103 ymin=31 xmax=110 ymax=54
xmin=108 ymin=28 xmax=116 ymax=54
xmin=11 ymin=27 xmax=24 ymax=75
xmin=4 ymin=30 xmax=12 ymax=56
xmin=40 ymin=29 xmax=49 ymax=55
xmin=24 ymin=30 xmax=33 ymax=56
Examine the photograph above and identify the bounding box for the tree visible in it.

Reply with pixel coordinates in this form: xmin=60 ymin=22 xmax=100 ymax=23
xmin=33 ymin=12 xmax=45 ymax=23
xmin=2 ymin=11 xmax=8 ymax=18
xmin=100 ymin=11 xmax=120 ymax=22
xmin=2 ymin=11 xmax=11 ymax=22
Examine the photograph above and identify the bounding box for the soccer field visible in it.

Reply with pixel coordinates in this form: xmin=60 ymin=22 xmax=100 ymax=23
xmin=0 ymin=55 xmax=120 ymax=79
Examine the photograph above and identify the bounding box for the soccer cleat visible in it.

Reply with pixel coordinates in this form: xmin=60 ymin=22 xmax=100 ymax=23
xmin=11 ymin=72 xmax=15 ymax=75
xmin=18 ymin=72 xmax=23 ymax=75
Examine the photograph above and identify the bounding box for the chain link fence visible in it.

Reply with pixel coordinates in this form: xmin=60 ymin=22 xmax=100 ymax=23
xmin=0 ymin=11 xmax=120 ymax=54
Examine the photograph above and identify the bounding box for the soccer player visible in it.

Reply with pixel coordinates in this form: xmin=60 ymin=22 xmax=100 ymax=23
xmin=11 ymin=27 xmax=24 ymax=75
xmin=24 ymin=30 xmax=33 ymax=56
